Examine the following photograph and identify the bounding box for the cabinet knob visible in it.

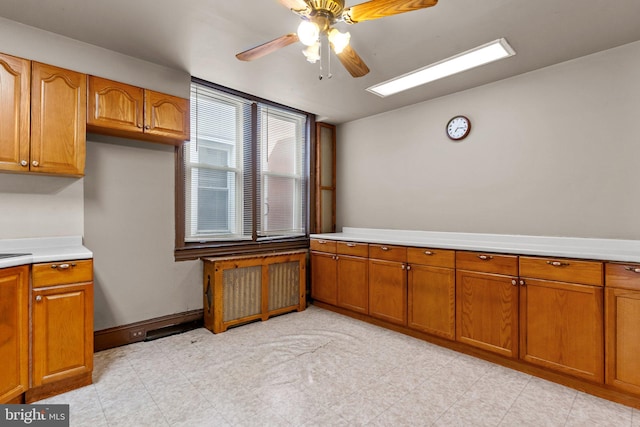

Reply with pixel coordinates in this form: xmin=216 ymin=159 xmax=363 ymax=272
xmin=32 ymin=160 xmax=39 ymax=167
xmin=137 ymin=123 xmax=143 ymax=128
xmin=406 ymin=265 xmax=411 ymax=271
xmin=401 ymin=264 xmax=406 ymax=270
xmin=20 ymin=160 xmax=28 ymax=167
xmin=519 ymin=280 xmax=526 ymax=286
xmin=511 ymin=279 xmax=517 ymax=286
xmin=144 ymin=125 xmax=151 ymax=130
xmin=35 ymin=295 xmax=42 ymax=302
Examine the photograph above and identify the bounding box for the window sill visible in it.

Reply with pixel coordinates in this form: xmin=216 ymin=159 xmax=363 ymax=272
xmin=174 ymin=237 xmax=310 ymax=261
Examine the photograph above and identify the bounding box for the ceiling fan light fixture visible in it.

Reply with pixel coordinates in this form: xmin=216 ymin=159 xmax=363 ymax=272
xmin=297 ymin=20 xmax=320 ymax=46
xmin=302 ymin=42 xmax=321 ymax=63
xmin=328 ymin=28 xmax=351 ymax=54
xmin=367 ymin=38 xmax=516 ymax=97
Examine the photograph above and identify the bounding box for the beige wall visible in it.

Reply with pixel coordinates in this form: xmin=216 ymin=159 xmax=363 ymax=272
xmin=0 ymin=18 xmax=200 ymax=330
xmin=336 ymin=40 xmax=640 ymax=240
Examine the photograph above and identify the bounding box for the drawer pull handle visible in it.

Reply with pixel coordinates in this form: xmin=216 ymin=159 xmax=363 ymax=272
xmin=624 ymin=266 xmax=640 ymax=274
xmin=424 ymin=251 xmax=434 ymax=256
xmin=547 ymin=261 xmax=569 ymax=267
xmin=478 ymin=255 xmax=493 ymax=261
xmin=346 ymin=243 xmax=357 ymax=247
xmin=51 ymin=263 xmax=75 ymax=270
xmin=318 ymin=240 xmax=327 ymax=244
xmin=381 ymin=246 xmax=390 ymax=251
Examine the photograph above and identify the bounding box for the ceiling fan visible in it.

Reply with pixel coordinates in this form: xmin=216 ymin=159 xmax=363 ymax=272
xmin=236 ymin=0 xmax=438 ymax=78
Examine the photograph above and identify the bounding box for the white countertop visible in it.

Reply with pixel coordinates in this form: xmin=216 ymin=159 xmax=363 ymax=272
xmin=311 ymin=227 xmax=640 ymax=263
xmin=0 ymin=236 xmax=93 ymax=269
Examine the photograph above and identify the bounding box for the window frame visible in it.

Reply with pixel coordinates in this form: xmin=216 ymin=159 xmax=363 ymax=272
xmin=175 ymin=78 xmax=315 ymax=260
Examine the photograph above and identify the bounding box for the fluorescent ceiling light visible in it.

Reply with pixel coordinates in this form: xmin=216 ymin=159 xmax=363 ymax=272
xmin=367 ymin=38 xmax=516 ymax=97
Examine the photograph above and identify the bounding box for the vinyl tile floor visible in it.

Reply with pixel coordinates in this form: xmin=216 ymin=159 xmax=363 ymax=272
xmin=39 ymin=305 xmax=640 ymax=426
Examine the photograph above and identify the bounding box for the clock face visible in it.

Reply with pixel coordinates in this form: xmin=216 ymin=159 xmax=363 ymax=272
xmin=447 ymin=116 xmax=471 ymax=140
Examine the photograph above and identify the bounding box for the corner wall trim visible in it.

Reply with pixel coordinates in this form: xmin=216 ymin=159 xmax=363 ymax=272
xmin=94 ymin=309 xmax=204 ymax=352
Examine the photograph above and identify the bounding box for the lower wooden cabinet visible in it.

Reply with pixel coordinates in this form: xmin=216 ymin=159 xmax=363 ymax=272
xmin=31 ymin=282 xmax=94 ymax=387
xmin=311 ymin=251 xmax=338 ymax=305
xmin=336 ymin=255 xmax=369 ymax=314
xmin=520 ymin=278 xmax=603 ymax=382
xmin=0 ymin=265 xmax=29 ymax=403
xmin=407 ymin=248 xmax=455 ymax=340
xmin=605 ymin=262 xmax=640 ymax=394
xmin=519 ymin=256 xmax=604 ymax=383
xmin=369 ymin=258 xmax=407 ymax=326
xmin=456 ymin=252 xmax=519 ymax=358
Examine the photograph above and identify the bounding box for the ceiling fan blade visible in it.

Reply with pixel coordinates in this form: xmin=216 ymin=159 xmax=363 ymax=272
xmin=344 ymin=0 xmax=437 ymax=23
xmin=336 ymin=45 xmax=370 ymax=77
xmin=236 ymin=33 xmax=300 ymax=61
xmin=277 ymin=0 xmax=310 ymax=13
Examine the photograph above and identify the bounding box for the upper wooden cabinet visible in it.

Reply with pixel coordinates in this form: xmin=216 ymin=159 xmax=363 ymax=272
xmin=0 ymin=56 xmax=86 ymax=176
xmin=31 ymin=62 xmax=86 ymax=176
xmin=87 ymin=76 xmax=189 ymax=145
xmin=0 ymin=53 xmax=30 ymax=173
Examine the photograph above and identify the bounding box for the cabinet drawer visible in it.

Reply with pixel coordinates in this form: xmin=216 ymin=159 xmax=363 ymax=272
xmin=520 ymin=256 xmax=602 ymax=286
xmin=310 ymin=239 xmax=337 ymax=253
xmin=369 ymin=244 xmax=407 ymax=262
xmin=337 ymin=241 xmax=368 ymax=257
xmin=407 ymin=247 xmax=455 ymax=268
xmin=605 ymin=262 xmax=640 ymax=290
xmin=456 ymin=251 xmax=518 ymax=276
xmin=32 ymin=260 xmax=93 ymax=288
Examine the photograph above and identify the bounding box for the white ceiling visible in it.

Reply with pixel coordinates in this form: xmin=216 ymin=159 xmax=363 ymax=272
xmin=1 ymin=0 xmax=640 ymax=124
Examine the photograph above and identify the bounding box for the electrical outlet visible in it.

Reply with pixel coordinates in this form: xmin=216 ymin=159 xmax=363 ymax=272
xmin=129 ymin=330 xmax=145 ymax=340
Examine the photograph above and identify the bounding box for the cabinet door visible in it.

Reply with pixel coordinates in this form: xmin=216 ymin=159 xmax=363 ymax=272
xmin=337 ymin=255 xmax=368 ymax=314
xmin=0 ymin=53 xmax=30 ymax=173
xmin=87 ymin=76 xmax=144 ymax=133
xmin=144 ymin=90 xmax=189 ymax=141
xmin=32 ymin=283 xmax=93 ymax=386
xmin=408 ymin=264 xmax=455 ymax=340
xmin=311 ymin=251 xmax=337 ymax=305
xmin=456 ymin=270 xmax=518 ymax=358
xmin=369 ymin=259 xmax=407 ymax=325
xmin=521 ymin=278 xmax=603 ymax=382
xmin=0 ymin=266 xmax=29 ymax=403
xmin=606 ymin=288 xmax=640 ymax=393
xmin=31 ymin=62 xmax=86 ymax=176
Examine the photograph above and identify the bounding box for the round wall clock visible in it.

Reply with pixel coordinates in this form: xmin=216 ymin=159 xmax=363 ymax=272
xmin=446 ymin=115 xmax=471 ymax=141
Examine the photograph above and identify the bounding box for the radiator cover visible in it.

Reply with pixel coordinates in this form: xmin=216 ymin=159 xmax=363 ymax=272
xmin=202 ymin=250 xmax=307 ymax=333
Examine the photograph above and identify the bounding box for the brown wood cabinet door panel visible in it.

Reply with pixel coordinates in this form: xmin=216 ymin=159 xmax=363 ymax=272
xmin=311 ymin=252 xmax=337 ymax=305
xmin=456 ymin=270 xmax=518 ymax=358
xmin=31 ymin=62 xmax=86 ymax=176
xmin=336 ymin=241 xmax=368 ymax=257
xmin=369 ymin=259 xmax=407 ymax=325
xmin=369 ymin=244 xmax=407 ymax=263
xmin=32 ymin=283 xmax=94 ymax=386
xmin=337 ymin=255 xmax=368 ymax=314
xmin=606 ymin=288 xmax=640 ymax=393
xmin=456 ymin=251 xmax=518 ymax=276
xmin=520 ymin=256 xmax=603 ymax=286
xmin=407 ymin=247 xmax=455 ymax=269
xmin=310 ymin=239 xmax=337 ymax=253
xmin=32 ymin=260 xmax=93 ymax=288
xmin=605 ymin=262 xmax=640 ymax=291
xmin=0 ymin=266 xmax=29 ymax=403
xmin=0 ymin=53 xmax=30 ymax=173
xmin=408 ymin=264 xmax=455 ymax=339
xmin=87 ymin=76 xmax=144 ymax=132
xmin=144 ymin=90 xmax=189 ymax=141
xmin=521 ymin=278 xmax=603 ymax=383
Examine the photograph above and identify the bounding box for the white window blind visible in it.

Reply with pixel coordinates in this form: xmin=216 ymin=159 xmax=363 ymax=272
xmin=184 ymin=81 xmax=307 ymax=243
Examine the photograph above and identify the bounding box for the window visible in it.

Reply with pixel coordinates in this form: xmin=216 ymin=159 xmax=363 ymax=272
xmin=176 ymin=79 xmax=311 ymax=258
